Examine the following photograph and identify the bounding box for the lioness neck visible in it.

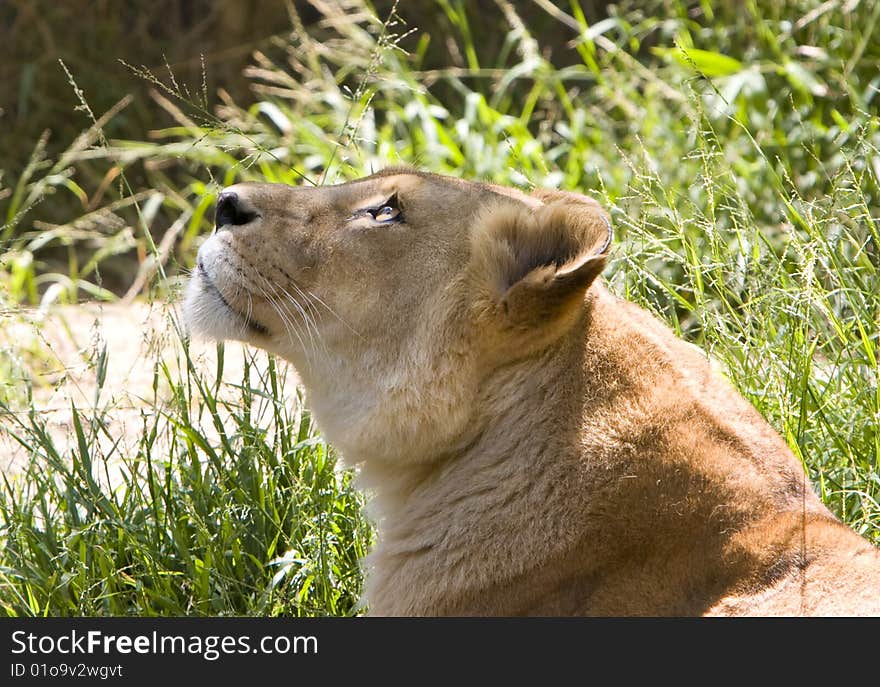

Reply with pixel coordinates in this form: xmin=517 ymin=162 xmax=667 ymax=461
xmin=362 ymin=284 xmax=834 ymax=615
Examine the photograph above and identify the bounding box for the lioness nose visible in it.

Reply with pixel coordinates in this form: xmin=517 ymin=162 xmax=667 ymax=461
xmin=215 ymin=191 xmax=258 ymax=228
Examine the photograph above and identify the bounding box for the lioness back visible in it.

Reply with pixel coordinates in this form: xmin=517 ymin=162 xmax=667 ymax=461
xmin=184 ymin=168 xmax=880 ymax=616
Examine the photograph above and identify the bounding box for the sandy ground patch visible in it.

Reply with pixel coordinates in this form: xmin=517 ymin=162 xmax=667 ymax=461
xmin=0 ymin=300 xmax=299 ymax=477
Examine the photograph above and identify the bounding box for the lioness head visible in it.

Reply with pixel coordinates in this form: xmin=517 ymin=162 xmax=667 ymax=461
xmin=184 ymin=168 xmax=611 ymax=468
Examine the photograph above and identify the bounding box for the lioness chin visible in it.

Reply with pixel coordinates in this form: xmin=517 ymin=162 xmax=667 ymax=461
xmin=183 ymin=167 xmax=880 ymax=616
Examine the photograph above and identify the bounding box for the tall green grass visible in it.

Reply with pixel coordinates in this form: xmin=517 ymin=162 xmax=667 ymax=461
xmin=1 ymin=338 xmax=370 ymax=616
xmin=0 ymin=0 xmax=878 ymax=615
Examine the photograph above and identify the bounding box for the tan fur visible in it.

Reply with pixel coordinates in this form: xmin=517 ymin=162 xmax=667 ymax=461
xmin=183 ymin=168 xmax=880 ymax=616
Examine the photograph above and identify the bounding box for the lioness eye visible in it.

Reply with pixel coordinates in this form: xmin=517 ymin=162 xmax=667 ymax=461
xmin=371 ymin=205 xmax=399 ymax=222
xmin=347 ymin=192 xmax=403 ymax=224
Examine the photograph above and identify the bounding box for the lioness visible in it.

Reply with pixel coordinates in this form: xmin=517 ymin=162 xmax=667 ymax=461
xmin=183 ymin=168 xmax=880 ymax=616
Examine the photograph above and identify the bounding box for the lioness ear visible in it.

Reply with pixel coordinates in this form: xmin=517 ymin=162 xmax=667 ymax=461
xmin=473 ymin=189 xmax=611 ymax=327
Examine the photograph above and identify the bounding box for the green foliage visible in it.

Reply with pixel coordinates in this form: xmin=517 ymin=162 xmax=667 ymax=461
xmin=0 ymin=0 xmax=878 ymax=615
xmin=1 ymin=343 xmax=370 ymax=616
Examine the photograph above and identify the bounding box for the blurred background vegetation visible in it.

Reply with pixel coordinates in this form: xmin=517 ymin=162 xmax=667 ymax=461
xmin=1 ymin=0 xmax=615 ymax=295
xmin=2 ymin=0 xmax=878 ymax=301
xmin=0 ymin=0 xmax=878 ymax=615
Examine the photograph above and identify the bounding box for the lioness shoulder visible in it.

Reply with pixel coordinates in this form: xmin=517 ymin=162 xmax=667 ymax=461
xmin=184 ymin=168 xmax=880 ymax=616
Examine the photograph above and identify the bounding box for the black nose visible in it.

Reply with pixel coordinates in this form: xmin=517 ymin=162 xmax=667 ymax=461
xmin=215 ymin=191 xmax=258 ymax=228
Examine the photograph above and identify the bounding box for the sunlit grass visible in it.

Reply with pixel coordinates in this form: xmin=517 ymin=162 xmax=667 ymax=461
xmin=0 ymin=331 xmax=370 ymax=616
